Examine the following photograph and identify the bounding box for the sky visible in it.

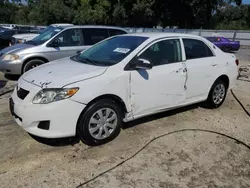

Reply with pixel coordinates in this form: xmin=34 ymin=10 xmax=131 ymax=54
xmin=243 ymin=0 xmax=250 ymax=4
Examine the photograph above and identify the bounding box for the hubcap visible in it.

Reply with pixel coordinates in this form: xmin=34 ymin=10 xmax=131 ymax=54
xmin=212 ymin=84 xmax=226 ymax=105
xmin=88 ymin=108 xmax=118 ymax=140
xmin=31 ymin=64 xmax=39 ymax=69
xmin=27 ymin=63 xmax=40 ymax=72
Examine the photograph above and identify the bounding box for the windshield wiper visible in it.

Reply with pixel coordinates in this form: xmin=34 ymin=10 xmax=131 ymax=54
xmin=72 ymin=56 xmax=111 ymax=66
xmin=81 ymin=58 xmax=100 ymax=65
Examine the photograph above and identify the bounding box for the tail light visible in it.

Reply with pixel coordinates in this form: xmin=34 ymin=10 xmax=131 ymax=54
xmin=235 ymin=59 xmax=239 ymax=66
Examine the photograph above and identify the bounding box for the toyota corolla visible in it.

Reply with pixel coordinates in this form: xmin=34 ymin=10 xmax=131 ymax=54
xmin=9 ymin=33 xmax=238 ymax=146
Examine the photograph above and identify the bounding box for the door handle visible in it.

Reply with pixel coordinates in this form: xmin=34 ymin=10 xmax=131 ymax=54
xmin=212 ymin=64 xmax=218 ymax=67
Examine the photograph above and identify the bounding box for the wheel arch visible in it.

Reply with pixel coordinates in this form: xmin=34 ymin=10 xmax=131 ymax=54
xmin=76 ymin=94 xmax=128 ymax=128
xmin=206 ymin=74 xmax=230 ymax=99
xmin=22 ymin=56 xmax=49 ymax=74
xmin=216 ymin=74 xmax=230 ymax=89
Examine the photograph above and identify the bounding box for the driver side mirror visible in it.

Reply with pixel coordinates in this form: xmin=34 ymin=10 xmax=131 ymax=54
xmin=134 ymin=58 xmax=152 ymax=70
xmin=48 ymin=40 xmax=59 ymax=48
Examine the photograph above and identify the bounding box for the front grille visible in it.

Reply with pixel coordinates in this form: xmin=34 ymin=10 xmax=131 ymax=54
xmin=17 ymin=87 xmax=29 ymax=100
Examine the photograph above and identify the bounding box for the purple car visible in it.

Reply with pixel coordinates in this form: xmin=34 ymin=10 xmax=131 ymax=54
xmin=206 ymin=37 xmax=240 ymax=52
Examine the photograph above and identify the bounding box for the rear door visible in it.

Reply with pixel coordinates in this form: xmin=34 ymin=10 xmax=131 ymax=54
xmin=47 ymin=28 xmax=85 ymax=61
xmin=182 ymin=38 xmax=217 ymax=102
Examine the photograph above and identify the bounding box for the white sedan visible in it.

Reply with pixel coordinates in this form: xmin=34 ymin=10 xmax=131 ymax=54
xmin=10 ymin=33 xmax=238 ymax=146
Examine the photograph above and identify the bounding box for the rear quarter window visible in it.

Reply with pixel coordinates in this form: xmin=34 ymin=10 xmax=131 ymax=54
xmin=183 ymin=38 xmax=214 ymax=60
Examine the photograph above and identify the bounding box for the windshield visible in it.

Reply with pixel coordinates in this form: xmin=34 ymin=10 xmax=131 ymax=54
xmin=74 ymin=36 xmax=148 ymax=66
xmin=39 ymin=26 xmax=54 ymax=34
xmin=25 ymin=26 xmax=63 ymax=45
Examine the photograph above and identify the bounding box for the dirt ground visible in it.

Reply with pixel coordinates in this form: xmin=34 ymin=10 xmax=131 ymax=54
xmin=0 ymin=50 xmax=250 ymax=188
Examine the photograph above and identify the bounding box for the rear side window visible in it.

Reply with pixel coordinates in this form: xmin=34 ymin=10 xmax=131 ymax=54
xmin=108 ymin=29 xmax=127 ymax=37
xmin=82 ymin=28 xmax=109 ymax=45
xmin=183 ymin=39 xmax=214 ymax=60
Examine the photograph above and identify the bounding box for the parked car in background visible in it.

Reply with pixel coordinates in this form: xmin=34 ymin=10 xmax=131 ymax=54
xmin=0 ymin=25 xmax=128 ymax=76
xmin=9 ymin=33 xmax=238 ymax=145
xmin=206 ymin=36 xmax=240 ymax=52
xmin=10 ymin=24 xmax=74 ymax=46
xmin=13 ymin=25 xmax=40 ymax=33
xmin=0 ymin=30 xmax=21 ymax=49
xmin=0 ymin=26 xmax=10 ymax=33
xmin=0 ymin=27 xmax=40 ymax=49
xmin=10 ymin=33 xmax=40 ymax=45
xmin=0 ymin=24 xmax=16 ymax=30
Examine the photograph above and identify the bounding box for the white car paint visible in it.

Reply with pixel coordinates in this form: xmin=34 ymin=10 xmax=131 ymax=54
xmin=12 ymin=33 xmax=39 ymax=43
xmin=10 ymin=33 xmax=238 ymax=139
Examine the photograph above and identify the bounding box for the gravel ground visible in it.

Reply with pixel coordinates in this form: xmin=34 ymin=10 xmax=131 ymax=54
xmin=0 ymin=49 xmax=250 ymax=188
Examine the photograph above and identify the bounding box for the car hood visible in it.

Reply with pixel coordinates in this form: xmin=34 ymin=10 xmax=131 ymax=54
xmin=22 ymin=57 xmax=108 ymax=88
xmin=0 ymin=43 xmax=34 ymax=55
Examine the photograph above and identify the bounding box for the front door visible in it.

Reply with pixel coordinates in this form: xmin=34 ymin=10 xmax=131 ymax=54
xmin=130 ymin=38 xmax=187 ymax=117
xmin=48 ymin=28 xmax=87 ymax=61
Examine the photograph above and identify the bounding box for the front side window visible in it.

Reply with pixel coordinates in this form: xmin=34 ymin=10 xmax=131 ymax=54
xmin=183 ymin=38 xmax=214 ymax=60
xmin=52 ymin=29 xmax=84 ymax=47
xmin=73 ymin=36 xmax=148 ymax=66
xmin=82 ymin=28 xmax=109 ymax=45
xmin=138 ymin=39 xmax=182 ymax=66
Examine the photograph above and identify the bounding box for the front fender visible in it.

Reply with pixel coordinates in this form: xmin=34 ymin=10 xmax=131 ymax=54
xmin=68 ymin=71 xmax=132 ymax=112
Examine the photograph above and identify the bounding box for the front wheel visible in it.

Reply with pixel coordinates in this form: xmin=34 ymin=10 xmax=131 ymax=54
xmin=76 ymin=99 xmax=122 ymax=146
xmin=203 ymin=79 xmax=227 ymax=109
xmin=23 ymin=59 xmax=45 ymax=73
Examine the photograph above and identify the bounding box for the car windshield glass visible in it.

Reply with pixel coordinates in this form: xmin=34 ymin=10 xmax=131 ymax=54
xmin=39 ymin=26 xmax=54 ymax=34
xmin=25 ymin=26 xmax=62 ymax=45
xmin=74 ymin=36 xmax=148 ymax=66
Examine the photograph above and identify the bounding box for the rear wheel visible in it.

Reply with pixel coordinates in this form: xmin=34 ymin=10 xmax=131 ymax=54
xmin=23 ymin=59 xmax=45 ymax=73
xmin=76 ymin=99 xmax=122 ymax=146
xmin=203 ymin=79 xmax=227 ymax=109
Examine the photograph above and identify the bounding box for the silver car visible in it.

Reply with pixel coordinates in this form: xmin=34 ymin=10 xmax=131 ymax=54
xmin=0 ymin=25 xmax=128 ymax=75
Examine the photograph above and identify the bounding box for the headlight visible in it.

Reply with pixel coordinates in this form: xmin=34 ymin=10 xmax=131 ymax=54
xmin=2 ymin=54 xmax=19 ymax=61
xmin=33 ymin=88 xmax=79 ymax=104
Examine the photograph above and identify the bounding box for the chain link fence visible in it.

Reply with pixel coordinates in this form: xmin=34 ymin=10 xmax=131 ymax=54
xmin=126 ymin=28 xmax=250 ymax=46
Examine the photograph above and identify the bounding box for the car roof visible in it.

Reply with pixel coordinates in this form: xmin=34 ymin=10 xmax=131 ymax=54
xmin=64 ymin=25 xmax=128 ymax=32
xmin=123 ymin=32 xmax=205 ymax=40
xmin=50 ymin=23 xmax=74 ymax=27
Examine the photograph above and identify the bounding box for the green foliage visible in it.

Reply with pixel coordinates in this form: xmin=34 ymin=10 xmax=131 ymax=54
xmin=1 ymin=0 xmax=249 ymax=30
xmin=214 ymin=4 xmax=250 ymax=30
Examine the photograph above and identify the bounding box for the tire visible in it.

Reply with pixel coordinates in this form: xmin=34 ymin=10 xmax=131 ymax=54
xmin=23 ymin=59 xmax=45 ymax=73
xmin=203 ymin=79 xmax=228 ymax=109
xmin=76 ymin=99 xmax=122 ymax=146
